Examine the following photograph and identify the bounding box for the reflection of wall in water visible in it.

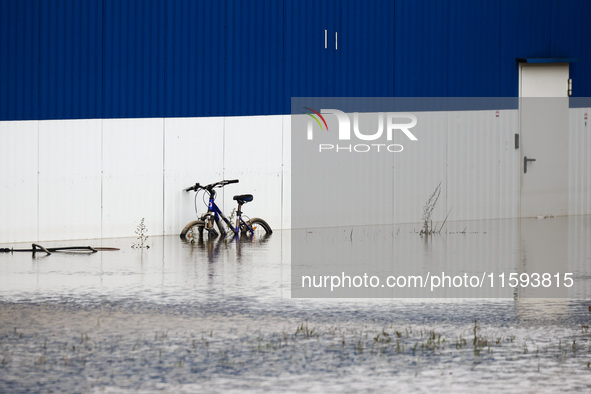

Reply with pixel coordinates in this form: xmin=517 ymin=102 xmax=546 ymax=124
xmin=516 ymin=216 xmax=591 ymax=320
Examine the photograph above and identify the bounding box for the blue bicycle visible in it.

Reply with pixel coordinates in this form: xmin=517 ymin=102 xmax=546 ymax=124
xmin=180 ymin=179 xmax=272 ymax=240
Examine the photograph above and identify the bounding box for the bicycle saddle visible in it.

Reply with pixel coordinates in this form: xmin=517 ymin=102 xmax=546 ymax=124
xmin=233 ymin=194 xmax=253 ymax=204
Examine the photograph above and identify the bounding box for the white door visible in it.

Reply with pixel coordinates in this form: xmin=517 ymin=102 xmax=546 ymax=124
xmin=518 ymin=64 xmax=570 ymax=299
xmin=519 ymin=63 xmax=569 ymax=217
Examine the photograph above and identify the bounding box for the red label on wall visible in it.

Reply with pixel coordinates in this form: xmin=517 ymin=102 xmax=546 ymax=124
xmin=495 ymin=111 xmax=499 ymax=118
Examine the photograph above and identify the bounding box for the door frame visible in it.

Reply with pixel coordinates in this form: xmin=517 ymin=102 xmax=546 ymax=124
xmin=518 ymin=62 xmax=570 ymax=218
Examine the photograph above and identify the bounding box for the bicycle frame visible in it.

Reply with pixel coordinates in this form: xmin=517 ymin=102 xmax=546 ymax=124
xmin=205 ymin=193 xmax=255 ymax=238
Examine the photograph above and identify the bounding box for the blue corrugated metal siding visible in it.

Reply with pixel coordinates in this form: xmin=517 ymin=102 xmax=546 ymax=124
xmin=39 ymin=0 xmax=103 ymax=119
xmin=447 ymin=0 xmax=501 ymax=97
xmin=0 ymin=0 xmax=590 ymax=121
xmin=550 ymin=0 xmax=591 ymax=99
xmin=499 ymin=0 xmax=554 ymax=97
xmin=337 ymin=0 xmax=395 ymax=97
xmin=394 ymin=0 xmax=449 ymax=97
xmin=285 ymin=0 xmax=395 ymax=99
xmin=226 ymin=0 xmax=284 ymax=116
xmin=285 ymin=0 xmax=336 ymax=98
xmin=103 ymin=0 xmax=166 ymax=118
xmin=0 ymin=0 xmax=39 ymax=120
xmin=165 ymin=0 xmax=225 ymax=117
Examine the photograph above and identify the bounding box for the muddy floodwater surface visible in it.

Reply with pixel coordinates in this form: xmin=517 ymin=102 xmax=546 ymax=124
xmin=1 ymin=216 xmax=591 ymax=392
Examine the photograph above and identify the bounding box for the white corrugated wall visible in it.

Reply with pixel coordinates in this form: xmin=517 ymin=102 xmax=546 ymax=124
xmin=569 ymin=108 xmax=591 ymax=215
xmin=0 ymin=108 xmax=589 ymax=243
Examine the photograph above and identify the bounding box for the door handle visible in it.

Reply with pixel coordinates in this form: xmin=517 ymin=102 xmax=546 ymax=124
xmin=524 ymin=156 xmax=536 ymax=174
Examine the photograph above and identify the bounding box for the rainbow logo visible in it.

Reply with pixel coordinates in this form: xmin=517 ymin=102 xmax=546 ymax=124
xmin=304 ymin=107 xmax=329 ymax=131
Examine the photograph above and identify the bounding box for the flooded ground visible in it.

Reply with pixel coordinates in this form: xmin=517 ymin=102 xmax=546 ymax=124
xmin=1 ymin=216 xmax=591 ymax=392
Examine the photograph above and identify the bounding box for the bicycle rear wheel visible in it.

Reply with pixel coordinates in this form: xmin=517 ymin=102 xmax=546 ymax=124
xmin=243 ymin=218 xmax=273 ymax=237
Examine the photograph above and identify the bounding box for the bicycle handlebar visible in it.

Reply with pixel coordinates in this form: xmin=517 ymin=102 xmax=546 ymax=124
xmin=184 ymin=179 xmax=239 ymax=192
xmin=184 ymin=183 xmax=199 ymax=192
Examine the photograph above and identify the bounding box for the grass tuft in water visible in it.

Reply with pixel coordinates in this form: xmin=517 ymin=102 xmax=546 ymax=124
xmin=132 ymin=218 xmax=150 ymax=249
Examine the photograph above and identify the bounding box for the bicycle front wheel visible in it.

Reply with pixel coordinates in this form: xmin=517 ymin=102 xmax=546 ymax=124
xmin=243 ymin=218 xmax=273 ymax=237
xmin=180 ymin=220 xmax=205 ymax=241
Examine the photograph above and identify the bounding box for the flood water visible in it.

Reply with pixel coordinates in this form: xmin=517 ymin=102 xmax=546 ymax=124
xmin=1 ymin=216 xmax=591 ymax=392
